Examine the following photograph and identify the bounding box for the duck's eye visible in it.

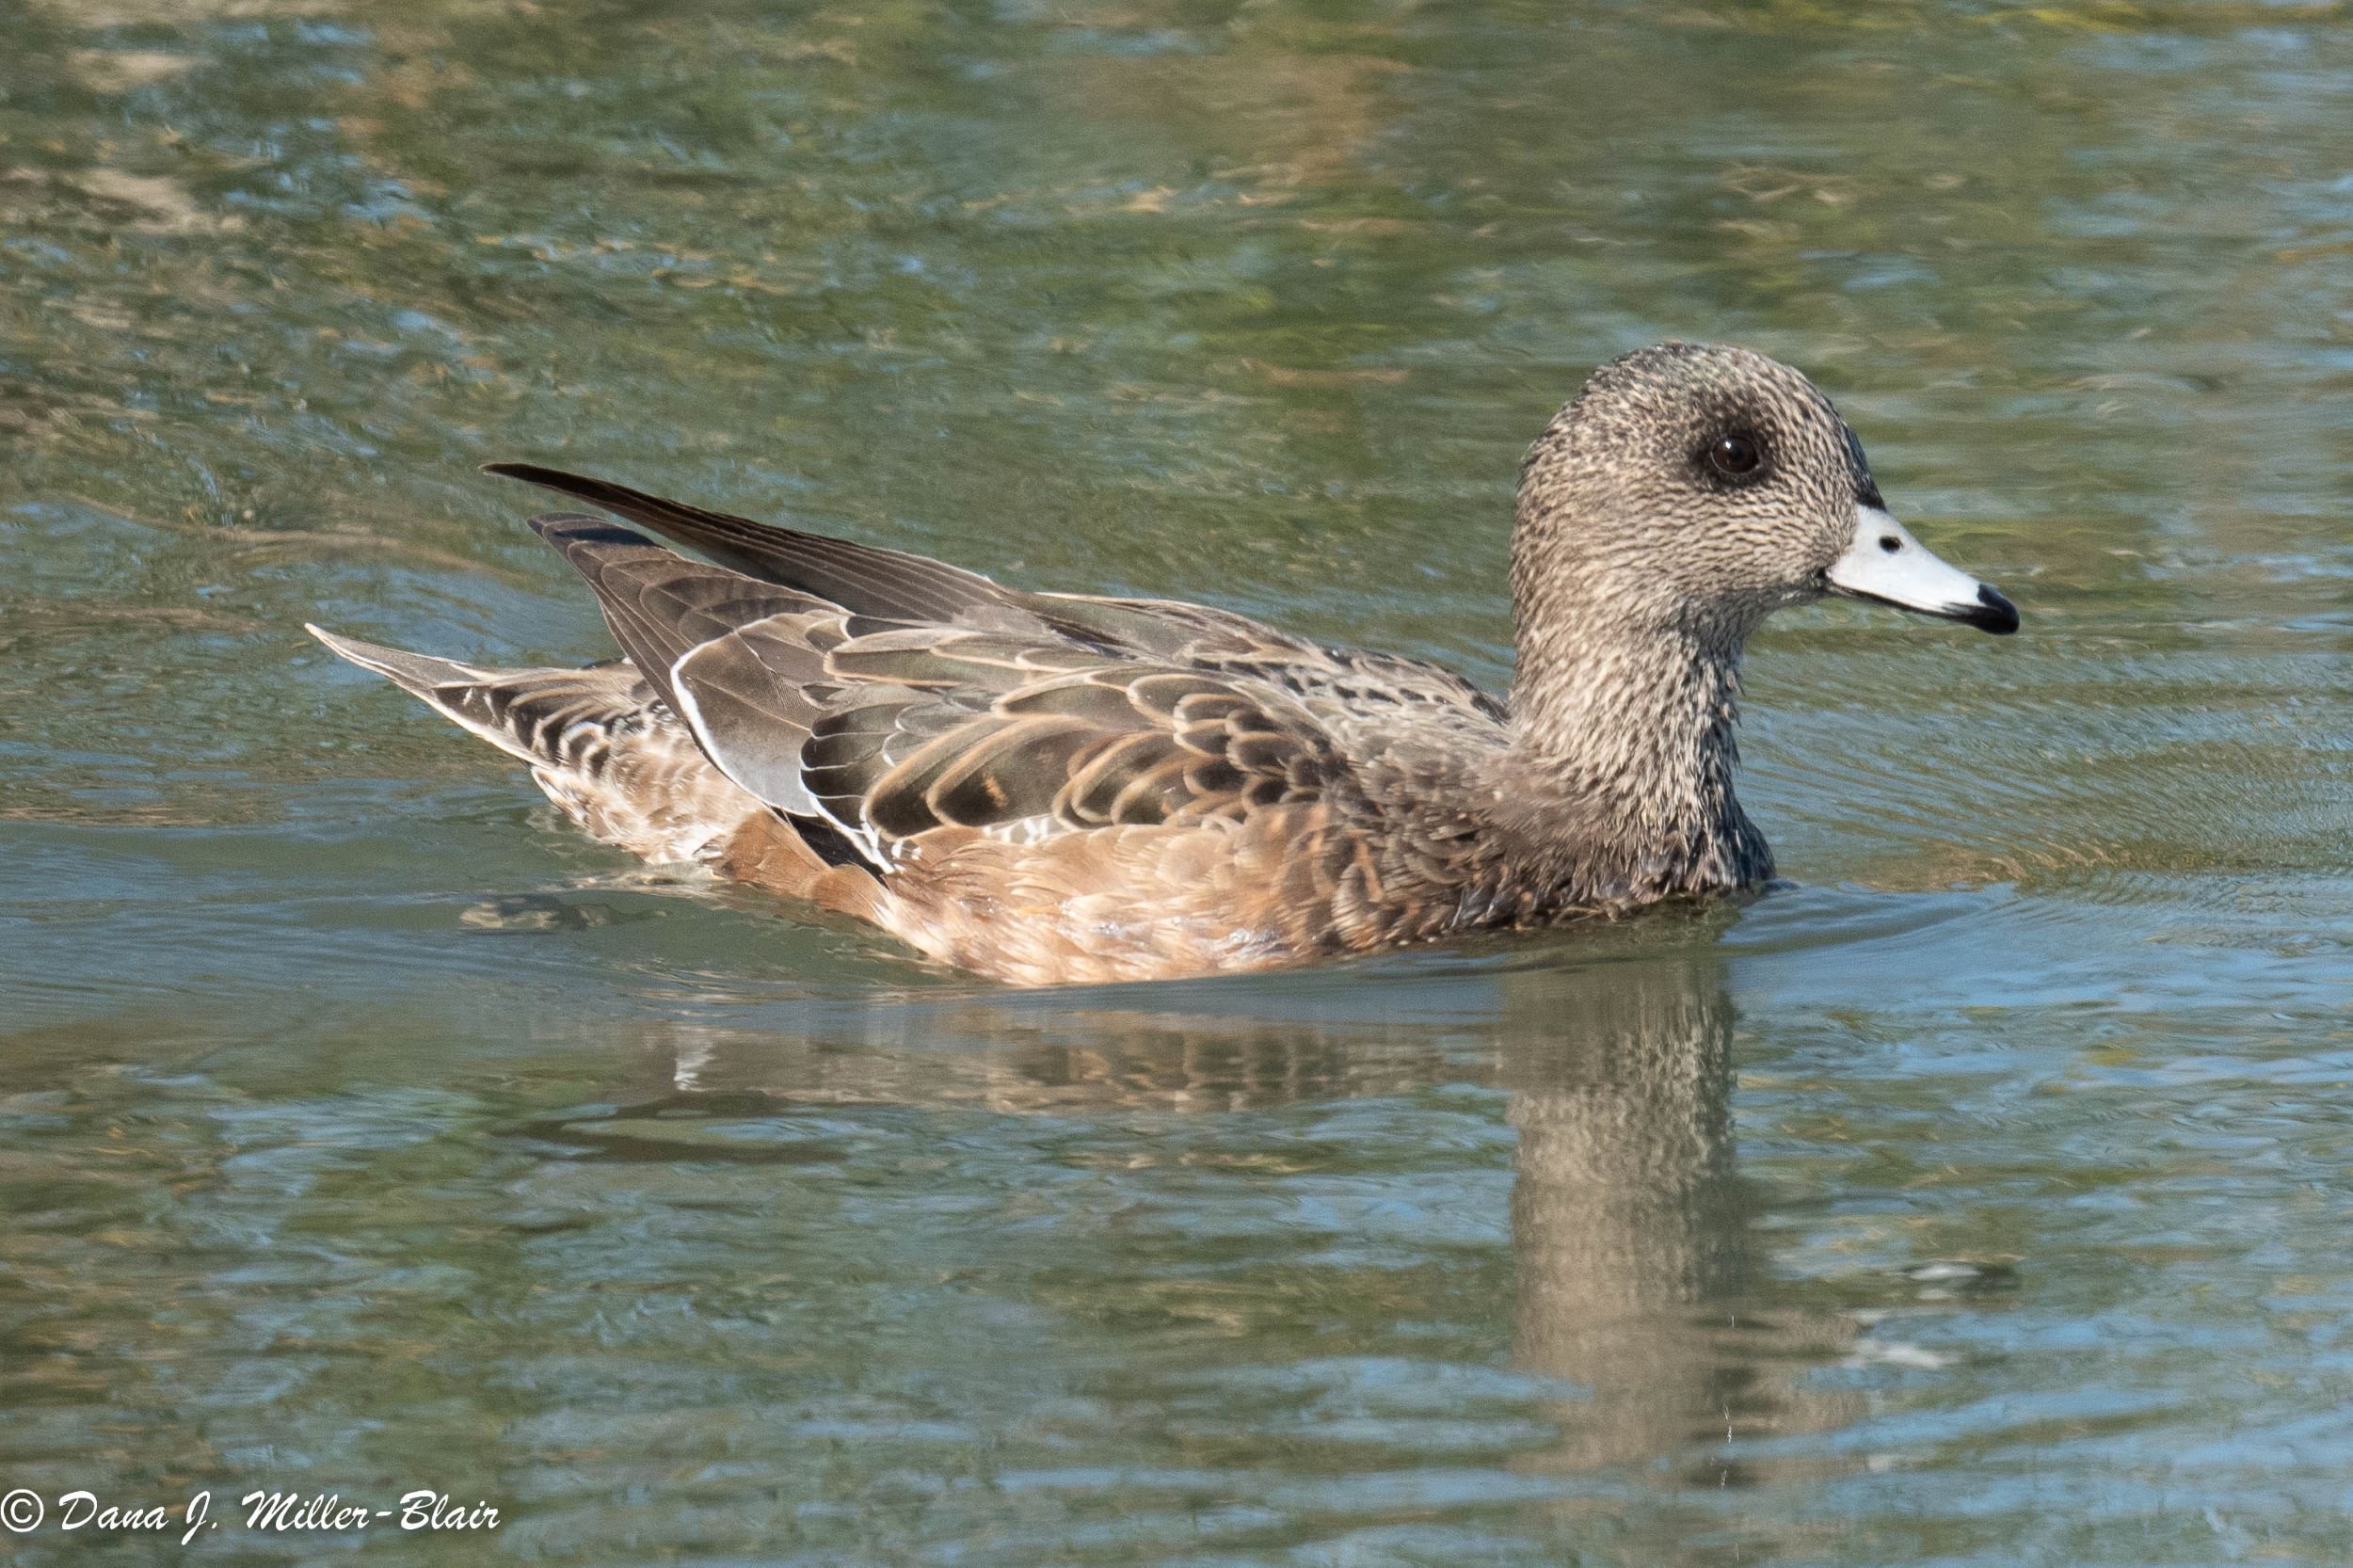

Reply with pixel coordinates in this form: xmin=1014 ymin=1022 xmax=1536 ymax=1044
xmin=1708 ymin=433 xmax=1763 ymax=478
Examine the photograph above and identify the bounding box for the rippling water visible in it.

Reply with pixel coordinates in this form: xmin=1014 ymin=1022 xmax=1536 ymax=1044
xmin=5 ymin=0 xmax=2353 ymax=1561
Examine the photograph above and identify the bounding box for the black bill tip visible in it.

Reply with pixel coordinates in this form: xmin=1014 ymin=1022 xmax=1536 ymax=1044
xmin=1963 ymin=584 xmax=2020 ymax=635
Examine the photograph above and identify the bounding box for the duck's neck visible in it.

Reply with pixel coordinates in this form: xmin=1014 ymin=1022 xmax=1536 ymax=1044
xmin=1495 ymin=602 xmax=1768 ymax=899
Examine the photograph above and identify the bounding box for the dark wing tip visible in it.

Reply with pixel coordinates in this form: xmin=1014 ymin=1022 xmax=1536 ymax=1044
xmin=484 ymin=461 xmax=567 ymax=482
xmin=526 ymin=513 xmax=657 ymax=552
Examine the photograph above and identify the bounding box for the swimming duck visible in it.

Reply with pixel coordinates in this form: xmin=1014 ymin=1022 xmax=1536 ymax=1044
xmin=311 ymin=343 xmax=2016 ymax=985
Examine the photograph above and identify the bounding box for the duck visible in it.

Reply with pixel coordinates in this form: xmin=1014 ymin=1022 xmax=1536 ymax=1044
xmin=310 ymin=343 xmax=2017 ymax=986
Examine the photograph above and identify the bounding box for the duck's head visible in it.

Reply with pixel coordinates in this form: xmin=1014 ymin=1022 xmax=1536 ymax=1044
xmin=1513 ymin=342 xmax=2017 ymax=643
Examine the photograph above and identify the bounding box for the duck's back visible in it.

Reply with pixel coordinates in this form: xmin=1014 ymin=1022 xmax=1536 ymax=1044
xmin=323 ymin=468 xmax=1527 ymax=984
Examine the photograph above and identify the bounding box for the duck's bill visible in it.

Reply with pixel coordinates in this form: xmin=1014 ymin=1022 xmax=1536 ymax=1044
xmin=1825 ymin=505 xmax=2019 ymax=635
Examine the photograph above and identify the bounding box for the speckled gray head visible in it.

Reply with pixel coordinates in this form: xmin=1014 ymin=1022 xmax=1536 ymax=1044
xmin=1513 ymin=342 xmax=2018 ymax=641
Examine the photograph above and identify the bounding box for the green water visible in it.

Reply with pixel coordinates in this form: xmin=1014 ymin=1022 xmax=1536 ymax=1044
xmin=6 ymin=0 xmax=2353 ymax=1561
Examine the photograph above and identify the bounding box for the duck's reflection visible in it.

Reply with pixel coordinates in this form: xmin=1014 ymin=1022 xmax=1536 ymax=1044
xmin=1498 ymin=951 xmax=1857 ymax=1474
xmin=592 ymin=942 xmax=1853 ymax=1477
xmin=624 ymin=975 xmax=1474 ymax=1112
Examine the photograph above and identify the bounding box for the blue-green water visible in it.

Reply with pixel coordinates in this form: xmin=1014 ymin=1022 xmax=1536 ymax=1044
xmin=6 ymin=1 xmax=2353 ymax=1562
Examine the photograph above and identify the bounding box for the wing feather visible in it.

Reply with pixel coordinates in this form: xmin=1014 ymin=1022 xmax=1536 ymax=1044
xmin=530 ymin=516 xmax=852 ymax=816
xmin=491 ymin=464 xmax=1029 ymax=628
xmin=509 ymin=482 xmax=1504 ymax=887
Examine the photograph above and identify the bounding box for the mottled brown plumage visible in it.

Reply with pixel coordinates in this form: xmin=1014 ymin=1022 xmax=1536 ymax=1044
xmin=309 ymin=343 xmax=2018 ymax=985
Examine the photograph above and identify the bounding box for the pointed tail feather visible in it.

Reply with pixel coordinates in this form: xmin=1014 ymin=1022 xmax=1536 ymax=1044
xmin=306 ymin=623 xmax=763 ymax=862
xmin=309 ymin=621 xmax=665 ymax=773
xmin=307 ymin=623 xmax=616 ymax=768
xmin=308 ymin=622 xmax=496 ymax=698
